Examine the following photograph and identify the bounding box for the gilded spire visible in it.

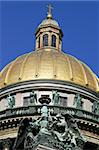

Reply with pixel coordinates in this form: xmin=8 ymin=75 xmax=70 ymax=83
xmin=47 ymin=4 xmax=53 ymax=19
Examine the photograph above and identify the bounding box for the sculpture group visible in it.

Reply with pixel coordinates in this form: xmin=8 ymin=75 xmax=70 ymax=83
xmin=13 ymin=94 xmax=86 ymax=150
xmin=5 ymin=91 xmax=98 ymax=150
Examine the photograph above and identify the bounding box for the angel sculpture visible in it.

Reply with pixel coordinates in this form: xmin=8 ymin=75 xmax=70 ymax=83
xmin=50 ymin=113 xmax=86 ymax=150
xmin=13 ymin=113 xmax=86 ymax=150
xmin=13 ymin=118 xmax=40 ymax=150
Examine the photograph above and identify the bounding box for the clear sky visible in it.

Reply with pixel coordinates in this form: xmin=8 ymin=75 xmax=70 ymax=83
xmin=0 ymin=1 xmax=99 ymax=77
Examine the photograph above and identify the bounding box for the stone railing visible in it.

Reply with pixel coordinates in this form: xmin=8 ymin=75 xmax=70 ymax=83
xmin=51 ymin=106 xmax=99 ymax=122
xmin=0 ymin=105 xmax=99 ymax=123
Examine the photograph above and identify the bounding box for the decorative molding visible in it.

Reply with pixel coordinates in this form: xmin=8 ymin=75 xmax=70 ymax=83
xmin=0 ymin=80 xmax=98 ymax=100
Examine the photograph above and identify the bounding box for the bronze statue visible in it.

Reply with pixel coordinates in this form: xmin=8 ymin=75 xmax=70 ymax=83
xmin=7 ymin=94 xmax=15 ymax=108
xmin=52 ymin=90 xmax=60 ymax=105
xmin=73 ymin=93 xmax=83 ymax=109
xmin=13 ymin=113 xmax=86 ymax=150
xmin=13 ymin=94 xmax=86 ymax=150
xmin=30 ymin=90 xmax=37 ymax=105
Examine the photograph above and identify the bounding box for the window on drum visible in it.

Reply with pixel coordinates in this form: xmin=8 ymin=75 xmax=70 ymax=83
xmin=43 ymin=34 xmax=48 ymax=46
xmin=59 ymin=96 xmax=67 ymax=107
xmin=51 ymin=35 xmax=56 ymax=47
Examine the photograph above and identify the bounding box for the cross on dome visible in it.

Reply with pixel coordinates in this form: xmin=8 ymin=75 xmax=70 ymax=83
xmin=47 ymin=4 xmax=53 ymax=19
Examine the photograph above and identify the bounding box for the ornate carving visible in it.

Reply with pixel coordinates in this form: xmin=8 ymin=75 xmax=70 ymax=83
xmin=13 ymin=95 xmax=86 ymax=149
xmin=14 ymin=113 xmax=86 ymax=149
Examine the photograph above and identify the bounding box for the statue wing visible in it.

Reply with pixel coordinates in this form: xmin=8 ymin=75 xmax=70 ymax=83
xmin=13 ymin=118 xmax=30 ymax=149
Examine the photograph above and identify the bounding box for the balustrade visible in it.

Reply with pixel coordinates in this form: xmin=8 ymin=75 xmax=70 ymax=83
xmin=0 ymin=105 xmax=98 ymax=122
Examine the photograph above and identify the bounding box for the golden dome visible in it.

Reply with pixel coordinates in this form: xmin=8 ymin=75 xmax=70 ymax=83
xmin=0 ymin=48 xmax=98 ymax=92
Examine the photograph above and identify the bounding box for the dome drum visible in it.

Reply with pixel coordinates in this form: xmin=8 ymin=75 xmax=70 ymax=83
xmin=35 ymin=25 xmax=63 ymax=50
xmin=0 ymin=79 xmax=99 ymax=116
xmin=0 ymin=84 xmax=99 ymax=146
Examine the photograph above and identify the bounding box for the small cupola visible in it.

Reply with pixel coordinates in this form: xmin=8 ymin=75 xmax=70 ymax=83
xmin=35 ymin=5 xmax=63 ymax=51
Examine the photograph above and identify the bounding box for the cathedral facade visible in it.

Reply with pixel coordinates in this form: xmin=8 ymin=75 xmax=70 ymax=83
xmin=0 ymin=5 xmax=99 ymax=150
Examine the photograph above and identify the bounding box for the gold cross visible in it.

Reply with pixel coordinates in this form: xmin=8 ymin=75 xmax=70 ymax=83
xmin=47 ymin=4 xmax=53 ymax=15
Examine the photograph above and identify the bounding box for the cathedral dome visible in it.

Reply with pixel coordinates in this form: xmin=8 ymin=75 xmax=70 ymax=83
xmin=0 ymin=6 xmax=98 ymax=92
xmin=0 ymin=48 xmax=98 ymax=92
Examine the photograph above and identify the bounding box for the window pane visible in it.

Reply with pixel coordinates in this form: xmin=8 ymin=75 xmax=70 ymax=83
xmin=38 ymin=37 xmax=40 ymax=48
xmin=43 ymin=34 xmax=48 ymax=46
xmin=51 ymin=35 xmax=56 ymax=47
xmin=23 ymin=97 xmax=30 ymax=106
xmin=59 ymin=96 xmax=67 ymax=107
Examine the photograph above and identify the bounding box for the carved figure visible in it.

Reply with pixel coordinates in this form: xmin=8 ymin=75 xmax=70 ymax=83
xmin=64 ymin=114 xmax=86 ymax=148
xmin=50 ymin=113 xmax=85 ymax=149
xmin=7 ymin=94 xmax=15 ymax=108
xmin=14 ymin=111 xmax=86 ymax=150
xmin=92 ymin=101 xmax=99 ymax=115
xmin=30 ymin=90 xmax=37 ymax=104
xmin=52 ymin=90 xmax=60 ymax=105
xmin=73 ymin=93 xmax=83 ymax=109
xmin=50 ymin=114 xmax=68 ymax=142
xmin=13 ymin=118 xmax=40 ymax=150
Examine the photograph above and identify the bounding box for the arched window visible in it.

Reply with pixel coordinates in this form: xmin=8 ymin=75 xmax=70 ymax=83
xmin=43 ymin=34 xmax=48 ymax=46
xmin=38 ymin=37 xmax=40 ymax=48
xmin=51 ymin=35 xmax=56 ymax=47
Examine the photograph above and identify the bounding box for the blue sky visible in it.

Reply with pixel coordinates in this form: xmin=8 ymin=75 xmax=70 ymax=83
xmin=0 ymin=1 xmax=99 ymax=77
